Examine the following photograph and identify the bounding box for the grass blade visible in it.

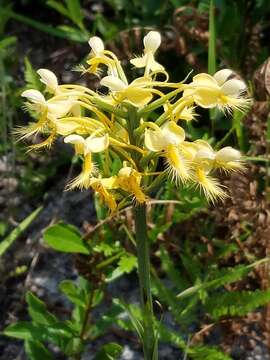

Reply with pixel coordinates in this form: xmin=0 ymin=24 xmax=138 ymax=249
xmin=0 ymin=207 xmax=42 ymax=257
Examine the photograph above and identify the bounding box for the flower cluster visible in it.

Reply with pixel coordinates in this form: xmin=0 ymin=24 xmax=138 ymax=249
xmin=17 ymin=31 xmax=249 ymax=211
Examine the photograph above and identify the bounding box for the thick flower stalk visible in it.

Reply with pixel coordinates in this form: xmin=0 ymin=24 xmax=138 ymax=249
xmin=18 ymin=31 xmax=249 ymax=360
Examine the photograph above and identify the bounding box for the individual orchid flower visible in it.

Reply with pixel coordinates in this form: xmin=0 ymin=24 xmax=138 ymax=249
xmin=21 ymin=89 xmax=73 ymax=120
xmin=116 ymin=166 xmax=146 ymax=203
xmin=100 ymin=76 xmax=154 ymax=107
xmin=214 ymin=146 xmax=243 ymax=172
xmin=86 ymin=36 xmax=118 ymax=77
xmin=130 ymin=31 xmax=164 ymax=75
xmin=183 ymin=69 xmax=249 ymax=111
xmin=64 ymin=133 xmax=109 ymax=189
xmin=15 ymin=89 xmax=75 ymax=148
xmin=37 ymin=69 xmax=82 ymax=116
xmin=188 ymin=140 xmax=227 ymax=202
xmin=186 ymin=140 xmax=243 ymax=202
xmin=144 ymin=121 xmax=190 ymax=182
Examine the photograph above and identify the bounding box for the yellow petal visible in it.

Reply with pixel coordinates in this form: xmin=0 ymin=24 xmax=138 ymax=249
xmin=37 ymin=69 xmax=58 ymax=93
xmin=64 ymin=134 xmax=85 ymax=154
xmin=194 ymin=149 xmax=215 ymax=173
xmin=130 ymin=55 xmax=147 ymax=68
xmin=56 ymin=120 xmax=81 ymax=136
xmin=161 ymin=122 xmax=185 ymax=146
xmin=192 ymin=87 xmax=219 ymax=108
xmin=192 ymin=73 xmax=218 ymax=87
xmin=85 ymin=134 xmax=109 ymax=153
xmin=125 ymin=88 xmax=153 ymax=107
xmin=145 ymin=53 xmax=164 ymax=71
xmin=143 ymin=31 xmax=161 ymax=53
xmin=213 ymin=69 xmax=232 ymax=85
xmin=21 ymin=89 xmax=46 ymax=104
xmin=165 ymin=145 xmax=190 ymax=183
xmin=221 ymin=79 xmax=246 ymax=97
xmin=88 ymin=36 xmax=104 ymax=55
xmin=216 ymin=147 xmax=241 ymax=163
xmin=47 ymin=100 xmax=73 ymax=118
xmin=145 ymin=128 xmax=166 ymax=152
xmin=100 ymin=76 xmax=127 ymax=91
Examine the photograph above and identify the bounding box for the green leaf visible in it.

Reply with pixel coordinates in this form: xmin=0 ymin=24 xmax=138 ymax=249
xmin=0 ymin=207 xmax=42 ymax=257
xmin=43 ymin=223 xmax=90 ymax=254
xmin=26 ymin=292 xmax=57 ymax=326
xmin=65 ymin=0 xmax=84 ymax=28
xmin=2 ymin=8 xmax=86 ymax=42
xmin=57 ymin=25 xmax=89 ymax=42
xmin=24 ymin=57 xmax=43 ymax=90
xmin=107 ymin=253 xmax=137 ymax=281
xmin=64 ymin=337 xmax=84 ymax=356
xmin=4 ymin=322 xmax=41 ymax=341
xmin=118 ymin=254 xmax=137 ymax=273
xmin=189 ymin=345 xmax=232 ymax=360
xmin=177 ymin=258 xmax=269 ymax=299
xmin=25 ymin=340 xmax=55 ymax=360
xmin=59 ymin=280 xmax=86 ymax=307
xmin=205 ymin=288 xmax=270 ymax=320
xmin=4 ymin=321 xmax=74 ymax=344
xmin=46 ymin=1 xmax=70 ymax=18
xmin=93 ymin=343 xmax=123 ymax=360
xmin=0 ymin=36 xmax=17 ymax=51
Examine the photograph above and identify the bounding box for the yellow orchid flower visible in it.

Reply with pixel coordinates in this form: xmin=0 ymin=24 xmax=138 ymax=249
xmin=184 ymin=69 xmax=249 ymax=111
xmin=64 ymin=133 xmax=109 ymax=189
xmin=15 ymin=89 xmax=75 ymax=148
xmin=37 ymin=69 xmax=82 ymax=117
xmin=116 ymin=166 xmax=147 ymax=203
xmin=86 ymin=36 xmax=119 ymax=77
xmin=100 ymin=76 xmax=154 ymax=107
xmin=130 ymin=31 xmax=164 ymax=75
xmin=214 ymin=146 xmax=243 ymax=172
xmin=22 ymin=89 xmax=74 ymax=120
xmin=188 ymin=140 xmax=227 ymax=202
xmin=144 ymin=121 xmax=190 ymax=182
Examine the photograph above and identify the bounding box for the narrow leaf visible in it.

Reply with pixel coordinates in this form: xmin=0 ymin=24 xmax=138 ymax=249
xmin=93 ymin=343 xmax=123 ymax=360
xmin=25 ymin=340 xmax=55 ymax=360
xmin=0 ymin=207 xmax=42 ymax=257
xmin=26 ymin=292 xmax=57 ymax=325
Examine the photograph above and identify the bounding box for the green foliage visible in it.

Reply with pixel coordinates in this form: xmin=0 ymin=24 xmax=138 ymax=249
xmin=206 ymin=288 xmax=270 ymax=320
xmin=0 ymin=207 xmax=42 ymax=257
xmin=24 ymin=57 xmax=43 ymax=91
xmin=188 ymin=345 xmax=232 ymax=360
xmin=4 ymin=278 xmax=123 ymax=359
xmin=43 ymin=222 xmax=90 ymax=254
xmin=93 ymin=343 xmax=123 ymax=360
xmin=25 ymin=340 xmax=55 ymax=360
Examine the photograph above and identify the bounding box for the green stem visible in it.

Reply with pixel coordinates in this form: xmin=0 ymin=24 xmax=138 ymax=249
xmin=134 ymin=204 xmax=157 ymax=360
